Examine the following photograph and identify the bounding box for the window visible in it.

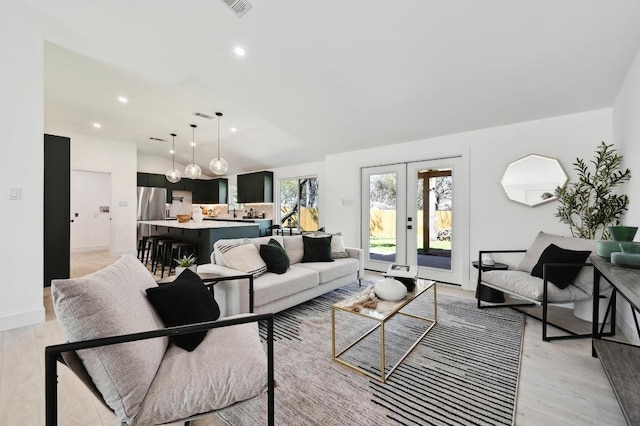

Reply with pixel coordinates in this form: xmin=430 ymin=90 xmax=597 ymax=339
xmin=279 ymin=177 xmax=319 ymax=231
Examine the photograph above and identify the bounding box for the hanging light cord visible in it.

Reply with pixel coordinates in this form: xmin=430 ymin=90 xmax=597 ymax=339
xmin=171 ymin=133 xmax=176 ymax=169
xmin=217 ymin=115 xmax=221 ymax=159
xmin=191 ymin=124 xmax=196 ymax=163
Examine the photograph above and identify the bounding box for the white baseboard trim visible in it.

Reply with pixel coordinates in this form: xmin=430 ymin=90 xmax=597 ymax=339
xmin=0 ymin=307 xmax=45 ymax=333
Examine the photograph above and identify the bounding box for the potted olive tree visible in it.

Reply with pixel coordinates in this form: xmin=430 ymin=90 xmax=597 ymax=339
xmin=554 ymin=141 xmax=632 ymax=241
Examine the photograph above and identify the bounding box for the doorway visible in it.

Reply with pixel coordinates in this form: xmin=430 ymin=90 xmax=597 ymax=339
xmin=361 ymin=156 xmax=466 ymax=284
xmin=70 ymin=170 xmax=111 ymax=252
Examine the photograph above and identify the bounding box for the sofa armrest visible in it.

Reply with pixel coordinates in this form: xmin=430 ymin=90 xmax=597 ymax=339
xmin=345 ymin=247 xmax=365 ymax=282
xmin=45 ymin=313 xmax=275 ymax=426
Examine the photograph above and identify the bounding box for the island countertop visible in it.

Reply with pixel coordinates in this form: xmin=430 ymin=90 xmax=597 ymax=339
xmin=138 ymin=220 xmax=259 ymax=230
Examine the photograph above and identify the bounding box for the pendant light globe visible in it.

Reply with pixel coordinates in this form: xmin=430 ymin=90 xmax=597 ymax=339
xmin=165 ymin=133 xmax=182 ymax=183
xmin=210 ymin=158 xmax=228 ymax=175
xmin=209 ymin=112 xmax=228 ymax=175
xmin=165 ymin=168 xmax=182 ymax=183
xmin=184 ymin=124 xmax=201 ymax=179
xmin=184 ymin=163 xmax=202 ymax=179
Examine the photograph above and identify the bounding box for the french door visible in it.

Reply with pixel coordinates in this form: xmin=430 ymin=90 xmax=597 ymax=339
xmin=361 ymin=156 xmax=466 ymax=285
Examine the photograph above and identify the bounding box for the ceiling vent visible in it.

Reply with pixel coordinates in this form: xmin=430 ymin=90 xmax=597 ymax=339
xmin=194 ymin=112 xmax=215 ymax=120
xmin=149 ymin=137 xmax=167 ymax=142
xmin=220 ymin=0 xmax=252 ymax=17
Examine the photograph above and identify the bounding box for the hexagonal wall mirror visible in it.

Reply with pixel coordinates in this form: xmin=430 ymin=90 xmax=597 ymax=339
xmin=501 ymin=154 xmax=568 ymax=207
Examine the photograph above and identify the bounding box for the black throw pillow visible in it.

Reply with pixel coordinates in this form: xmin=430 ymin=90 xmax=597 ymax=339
xmin=531 ymin=243 xmax=591 ymax=289
xmin=302 ymin=235 xmax=334 ymax=263
xmin=260 ymin=239 xmax=290 ymax=274
xmin=145 ymin=269 xmax=220 ymax=351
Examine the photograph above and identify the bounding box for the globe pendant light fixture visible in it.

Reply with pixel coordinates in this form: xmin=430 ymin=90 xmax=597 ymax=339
xmin=209 ymin=112 xmax=228 ymax=175
xmin=184 ymin=124 xmax=202 ymax=179
xmin=165 ymin=133 xmax=182 ymax=183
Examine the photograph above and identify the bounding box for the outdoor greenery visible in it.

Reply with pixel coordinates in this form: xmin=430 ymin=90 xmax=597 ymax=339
xmin=369 ymin=236 xmax=451 ymax=254
xmin=554 ymin=142 xmax=631 ymax=240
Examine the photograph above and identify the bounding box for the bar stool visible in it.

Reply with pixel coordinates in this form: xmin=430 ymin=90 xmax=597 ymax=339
xmin=137 ymin=236 xmax=152 ymax=262
xmin=168 ymin=241 xmax=199 ymax=276
xmin=145 ymin=236 xmax=162 ymax=266
xmin=152 ymin=238 xmax=176 ymax=277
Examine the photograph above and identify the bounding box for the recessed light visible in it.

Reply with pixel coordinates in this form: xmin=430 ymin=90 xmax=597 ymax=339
xmin=191 ymin=142 xmax=196 ymax=147
xmin=169 ymin=149 xmax=175 ymax=154
xmin=118 ymin=96 xmax=128 ymax=103
xmin=93 ymin=123 xmax=102 ymax=128
xmin=230 ymin=127 xmax=237 ymax=132
xmin=234 ymin=47 xmax=246 ymax=56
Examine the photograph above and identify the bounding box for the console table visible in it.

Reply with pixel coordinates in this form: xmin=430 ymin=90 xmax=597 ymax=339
xmin=591 ymin=255 xmax=640 ymax=425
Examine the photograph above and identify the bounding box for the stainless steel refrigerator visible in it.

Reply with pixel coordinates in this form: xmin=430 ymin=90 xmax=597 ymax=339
xmin=137 ymin=187 xmax=167 ymax=238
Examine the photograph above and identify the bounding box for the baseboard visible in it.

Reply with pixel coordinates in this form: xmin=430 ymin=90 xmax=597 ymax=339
xmin=0 ymin=307 xmax=45 ymax=333
xmin=70 ymin=245 xmax=109 ymax=253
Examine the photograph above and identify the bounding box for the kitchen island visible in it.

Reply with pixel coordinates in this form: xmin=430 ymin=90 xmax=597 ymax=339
xmin=138 ymin=220 xmax=259 ymax=264
xmin=203 ymin=217 xmax=273 ymax=237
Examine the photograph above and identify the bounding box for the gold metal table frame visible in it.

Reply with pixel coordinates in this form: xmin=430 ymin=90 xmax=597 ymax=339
xmin=331 ymin=279 xmax=437 ymax=382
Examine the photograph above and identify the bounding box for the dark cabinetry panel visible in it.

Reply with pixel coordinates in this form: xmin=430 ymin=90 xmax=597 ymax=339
xmin=237 ymin=171 xmax=273 ymax=203
xmin=138 ymin=172 xmax=227 ymax=204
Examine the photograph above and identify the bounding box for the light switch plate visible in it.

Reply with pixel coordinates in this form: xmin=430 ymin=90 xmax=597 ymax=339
xmin=9 ymin=188 xmax=21 ymax=200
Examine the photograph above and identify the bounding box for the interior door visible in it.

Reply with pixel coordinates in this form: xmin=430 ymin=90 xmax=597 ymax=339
xmin=407 ymin=157 xmax=464 ymax=284
xmin=361 ymin=164 xmax=407 ymax=273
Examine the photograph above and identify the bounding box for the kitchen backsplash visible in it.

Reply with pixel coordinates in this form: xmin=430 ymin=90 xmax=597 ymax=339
xmin=193 ymin=203 xmax=273 ymax=220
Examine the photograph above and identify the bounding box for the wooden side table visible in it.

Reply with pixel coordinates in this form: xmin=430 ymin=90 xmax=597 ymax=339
xmin=472 ymin=261 xmax=507 ymax=303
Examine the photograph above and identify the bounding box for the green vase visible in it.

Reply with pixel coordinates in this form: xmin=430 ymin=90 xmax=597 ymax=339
xmin=608 ymin=226 xmax=638 ymax=242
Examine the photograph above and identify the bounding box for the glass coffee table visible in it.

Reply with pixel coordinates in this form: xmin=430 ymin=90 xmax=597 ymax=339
xmin=331 ymin=279 xmax=437 ymax=382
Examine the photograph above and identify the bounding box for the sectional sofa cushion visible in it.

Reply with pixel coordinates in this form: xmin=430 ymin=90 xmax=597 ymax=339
xmin=282 ymin=235 xmax=304 ymax=264
xmin=296 ymin=257 xmax=360 ymax=283
xmin=252 ymin=265 xmax=319 ymax=307
xmin=51 ymin=255 xmax=168 ymax=424
xmin=145 ymin=269 xmax=220 ymax=351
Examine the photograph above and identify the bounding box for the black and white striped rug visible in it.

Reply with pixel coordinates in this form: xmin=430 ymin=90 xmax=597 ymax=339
xmin=219 ymin=280 xmax=524 ymax=426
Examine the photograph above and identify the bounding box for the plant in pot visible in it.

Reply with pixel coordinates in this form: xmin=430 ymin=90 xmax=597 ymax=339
xmin=554 ymin=142 xmax=632 ymax=257
xmin=174 ymin=253 xmax=197 ymax=276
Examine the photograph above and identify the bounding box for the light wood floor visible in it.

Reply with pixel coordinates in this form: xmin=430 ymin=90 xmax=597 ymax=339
xmin=0 ymin=251 xmax=627 ymax=425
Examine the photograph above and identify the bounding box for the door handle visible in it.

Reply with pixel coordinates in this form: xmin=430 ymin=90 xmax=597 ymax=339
xmin=70 ymin=220 xmax=74 ymax=223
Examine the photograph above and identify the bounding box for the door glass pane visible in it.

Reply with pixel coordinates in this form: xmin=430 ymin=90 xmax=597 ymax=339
xmin=280 ymin=177 xmax=320 ymax=231
xmin=416 ymin=169 xmax=452 ymax=270
xmin=299 ymin=177 xmax=319 ymax=231
xmin=368 ymin=173 xmax=397 ymax=263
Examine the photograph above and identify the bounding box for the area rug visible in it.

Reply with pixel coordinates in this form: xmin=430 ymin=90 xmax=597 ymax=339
xmin=218 ymin=281 xmax=525 ymax=426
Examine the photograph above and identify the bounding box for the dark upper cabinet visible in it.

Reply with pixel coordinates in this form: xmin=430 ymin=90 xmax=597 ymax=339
xmin=137 ymin=172 xmax=227 ymax=204
xmin=147 ymin=173 xmax=166 ymax=188
xmin=136 ymin=172 xmax=148 ymax=187
xmin=237 ymin=171 xmax=273 ymax=203
xmin=137 ymin=172 xmax=165 ymax=188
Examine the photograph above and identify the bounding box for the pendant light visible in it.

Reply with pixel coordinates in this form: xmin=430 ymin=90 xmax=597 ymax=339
xmin=184 ymin=124 xmax=202 ymax=179
xmin=165 ymin=133 xmax=182 ymax=183
xmin=209 ymin=112 xmax=228 ymax=175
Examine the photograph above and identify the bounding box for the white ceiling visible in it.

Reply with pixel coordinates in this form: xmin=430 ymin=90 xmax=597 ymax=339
xmin=24 ymin=0 xmax=640 ymax=176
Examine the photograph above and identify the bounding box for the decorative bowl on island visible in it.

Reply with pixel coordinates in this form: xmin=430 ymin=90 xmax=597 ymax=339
xmin=176 ymin=214 xmax=191 ymax=223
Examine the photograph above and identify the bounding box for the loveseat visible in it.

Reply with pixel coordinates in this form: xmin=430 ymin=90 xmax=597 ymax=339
xmin=197 ymin=234 xmax=364 ymax=316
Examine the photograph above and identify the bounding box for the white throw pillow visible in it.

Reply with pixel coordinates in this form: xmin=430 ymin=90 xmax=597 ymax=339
xmin=217 ymin=238 xmax=268 ymax=277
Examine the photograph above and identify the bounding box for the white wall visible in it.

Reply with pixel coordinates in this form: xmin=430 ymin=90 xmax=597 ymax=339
xmin=49 ymin=129 xmax=138 ymax=257
xmin=0 ymin=1 xmax=45 ymax=331
xmin=613 ymin=47 xmax=640 ymax=345
xmin=324 ymin=108 xmax=612 ymax=290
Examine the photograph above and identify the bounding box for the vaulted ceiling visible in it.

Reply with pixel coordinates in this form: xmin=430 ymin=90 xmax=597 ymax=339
xmin=24 ymin=0 xmax=640 ymax=175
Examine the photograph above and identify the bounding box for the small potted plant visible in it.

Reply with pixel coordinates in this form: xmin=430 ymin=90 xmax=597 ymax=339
xmin=174 ymin=253 xmax=197 ymax=276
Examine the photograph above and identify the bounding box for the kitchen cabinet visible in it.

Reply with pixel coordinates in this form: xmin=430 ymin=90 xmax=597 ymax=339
xmin=137 ymin=172 xmax=227 ymax=204
xmin=137 ymin=172 xmax=165 ymax=188
xmin=237 ymin=171 xmax=273 ymax=203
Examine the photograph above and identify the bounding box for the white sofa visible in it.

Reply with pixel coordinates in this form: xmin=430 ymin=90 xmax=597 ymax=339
xmin=197 ymin=235 xmax=364 ymax=316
